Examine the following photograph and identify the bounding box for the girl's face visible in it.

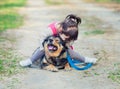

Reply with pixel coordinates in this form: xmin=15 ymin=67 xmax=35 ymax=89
xmin=60 ymin=28 xmax=78 ymax=42
xmin=59 ymin=33 xmax=74 ymax=47
xmin=59 ymin=33 xmax=70 ymax=41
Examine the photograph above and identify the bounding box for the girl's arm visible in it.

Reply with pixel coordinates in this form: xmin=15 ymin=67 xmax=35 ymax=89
xmin=39 ymin=22 xmax=58 ymax=48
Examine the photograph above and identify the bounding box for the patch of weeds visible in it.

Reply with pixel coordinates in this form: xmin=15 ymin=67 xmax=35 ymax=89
xmin=108 ymin=63 xmax=120 ymax=84
xmin=45 ymin=0 xmax=65 ymax=5
xmin=0 ymin=12 xmax=23 ymax=31
xmin=82 ymin=16 xmax=104 ymax=29
xmin=93 ymin=72 xmax=100 ymax=76
xmin=108 ymin=70 xmax=120 ymax=84
xmin=85 ymin=0 xmax=120 ymax=3
xmin=114 ymin=63 xmax=120 ymax=68
xmin=84 ymin=29 xmax=105 ymax=35
xmin=0 ymin=0 xmax=26 ymax=8
xmin=83 ymin=71 xmax=92 ymax=77
xmin=0 ymin=0 xmax=26 ymax=31
xmin=93 ymin=49 xmax=110 ymax=64
xmin=0 ymin=29 xmax=24 ymax=79
xmin=0 ymin=36 xmax=16 ymax=43
xmin=95 ymin=0 xmax=120 ymax=3
xmin=83 ymin=70 xmax=100 ymax=77
xmin=5 ymin=78 xmax=21 ymax=89
xmin=0 ymin=48 xmax=24 ymax=79
xmin=0 ymin=37 xmax=6 ymax=42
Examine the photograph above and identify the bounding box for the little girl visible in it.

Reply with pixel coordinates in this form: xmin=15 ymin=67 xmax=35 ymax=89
xmin=19 ymin=14 xmax=97 ymax=67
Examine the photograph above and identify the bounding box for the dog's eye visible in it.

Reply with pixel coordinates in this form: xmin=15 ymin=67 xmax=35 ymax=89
xmin=55 ymin=38 xmax=60 ymax=42
xmin=49 ymin=39 xmax=53 ymax=42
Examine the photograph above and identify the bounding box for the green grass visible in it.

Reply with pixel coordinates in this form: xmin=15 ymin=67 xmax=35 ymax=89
xmin=85 ymin=0 xmax=120 ymax=3
xmin=0 ymin=0 xmax=26 ymax=8
xmin=0 ymin=0 xmax=26 ymax=78
xmin=95 ymin=0 xmax=120 ymax=3
xmin=108 ymin=70 xmax=120 ymax=84
xmin=84 ymin=29 xmax=105 ymax=35
xmin=0 ymin=0 xmax=26 ymax=31
xmin=0 ymin=12 xmax=23 ymax=31
xmin=82 ymin=16 xmax=104 ymax=29
xmin=0 ymin=34 xmax=25 ymax=79
xmin=0 ymin=48 xmax=23 ymax=78
xmin=108 ymin=63 xmax=120 ymax=84
xmin=6 ymin=78 xmax=21 ymax=89
xmin=45 ymin=0 xmax=65 ymax=5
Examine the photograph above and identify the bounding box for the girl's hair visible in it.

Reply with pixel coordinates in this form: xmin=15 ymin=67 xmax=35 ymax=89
xmin=60 ymin=14 xmax=81 ymax=41
xmin=65 ymin=14 xmax=81 ymax=25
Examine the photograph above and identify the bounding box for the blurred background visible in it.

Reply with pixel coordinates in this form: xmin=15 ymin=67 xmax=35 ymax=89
xmin=0 ymin=0 xmax=120 ymax=88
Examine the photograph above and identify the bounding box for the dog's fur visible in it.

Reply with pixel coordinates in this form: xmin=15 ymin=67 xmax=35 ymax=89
xmin=41 ymin=35 xmax=71 ymax=72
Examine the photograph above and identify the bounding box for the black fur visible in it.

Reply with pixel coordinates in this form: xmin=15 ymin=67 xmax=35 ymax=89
xmin=41 ymin=35 xmax=69 ymax=69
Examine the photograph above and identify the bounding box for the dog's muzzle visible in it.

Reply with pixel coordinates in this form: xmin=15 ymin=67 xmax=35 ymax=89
xmin=47 ymin=43 xmax=58 ymax=52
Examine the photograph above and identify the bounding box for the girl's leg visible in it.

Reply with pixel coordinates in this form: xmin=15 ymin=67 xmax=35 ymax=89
xmin=68 ymin=48 xmax=85 ymax=62
xmin=19 ymin=47 xmax=45 ymax=67
xmin=30 ymin=47 xmax=45 ymax=62
xmin=68 ymin=48 xmax=97 ymax=63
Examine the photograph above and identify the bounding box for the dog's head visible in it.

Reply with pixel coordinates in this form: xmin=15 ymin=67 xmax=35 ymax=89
xmin=42 ymin=35 xmax=67 ymax=57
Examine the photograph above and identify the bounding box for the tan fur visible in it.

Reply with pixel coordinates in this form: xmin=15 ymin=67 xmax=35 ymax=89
xmin=44 ymin=37 xmax=63 ymax=57
xmin=43 ymin=36 xmax=71 ymax=72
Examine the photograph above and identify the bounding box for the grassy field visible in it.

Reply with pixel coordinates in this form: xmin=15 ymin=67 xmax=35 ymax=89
xmin=0 ymin=0 xmax=26 ymax=78
xmin=45 ymin=0 xmax=66 ymax=5
xmin=108 ymin=63 xmax=120 ymax=84
xmin=96 ymin=0 xmax=120 ymax=3
xmin=0 ymin=0 xmax=26 ymax=32
xmin=0 ymin=11 xmax=23 ymax=31
xmin=0 ymin=48 xmax=23 ymax=79
xmin=85 ymin=0 xmax=120 ymax=3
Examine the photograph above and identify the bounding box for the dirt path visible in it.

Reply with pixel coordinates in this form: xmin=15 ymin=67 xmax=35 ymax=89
xmin=0 ymin=0 xmax=120 ymax=89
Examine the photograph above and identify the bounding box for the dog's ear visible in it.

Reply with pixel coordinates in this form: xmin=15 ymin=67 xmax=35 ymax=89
xmin=42 ymin=40 xmax=45 ymax=47
xmin=42 ymin=35 xmax=51 ymax=47
xmin=42 ymin=37 xmax=48 ymax=47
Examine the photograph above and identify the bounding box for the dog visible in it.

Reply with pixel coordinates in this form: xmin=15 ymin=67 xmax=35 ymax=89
xmin=41 ymin=35 xmax=71 ymax=72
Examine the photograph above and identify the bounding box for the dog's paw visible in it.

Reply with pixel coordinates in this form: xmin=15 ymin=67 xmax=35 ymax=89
xmin=64 ymin=63 xmax=72 ymax=71
xmin=65 ymin=66 xmax=72 ymax=71
xmin=44 ymin=64 xmax=58 ymax=72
